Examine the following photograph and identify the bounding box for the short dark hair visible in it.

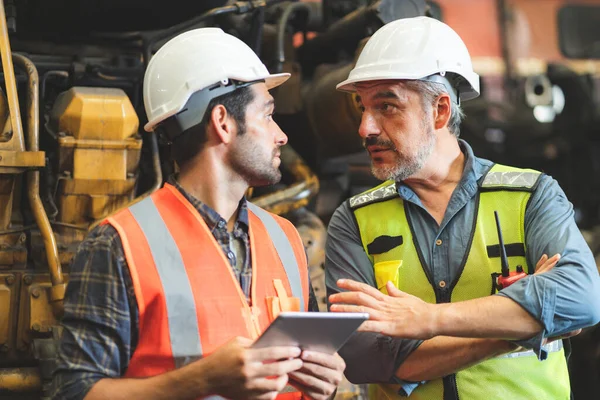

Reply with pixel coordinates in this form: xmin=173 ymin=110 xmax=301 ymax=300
xmin=170 ymin=85 xmax=255 ymax=167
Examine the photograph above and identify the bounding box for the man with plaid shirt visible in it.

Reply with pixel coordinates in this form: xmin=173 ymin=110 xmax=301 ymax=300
xmin=52 ymin=28 xmax=345 ymax=400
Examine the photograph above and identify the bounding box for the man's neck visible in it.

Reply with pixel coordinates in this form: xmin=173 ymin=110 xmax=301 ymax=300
xmin=402 ymin=136 xmax=465 ymax=225
xmin=403 ymin=136 xmax=464 ymax=191
xmin=177 ymin=155 xmax=248 ymax=230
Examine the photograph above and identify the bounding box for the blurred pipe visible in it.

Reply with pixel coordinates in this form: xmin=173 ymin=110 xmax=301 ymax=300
xmin=0 ymin=368 xmax=42 ymax=393
xmin=497 ymin=0 xmax=516 ymax=98
xmin=13 ymin=53 xmax=65 ymax=318
xmin=274 ymin=1 xmax=311 ymax=73
xmin=40 ymin=70 xmax=68 ymax=102
xmin=248 ymin=5 xmax=265 ymax=54
xmin=143 ymin=3 xmax=248 ymax=66
xmin=149 ymin=132 xmax=163 ymax=193
xmin=0 ymin=0 xmax=24 ymax=150
xmin=252 ymin=145 xmax=319 ymax=215
xmin=296 ymin=1 xmax=383 ymax=77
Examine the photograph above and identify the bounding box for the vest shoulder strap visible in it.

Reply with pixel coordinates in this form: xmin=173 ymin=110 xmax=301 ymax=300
xmin=480 ymin=163 xmax=543 ymax=192
xmin=349 ymin=180 xmax=398 ymax=210
xmin=246 ymin=202 xmax=305 ymax=311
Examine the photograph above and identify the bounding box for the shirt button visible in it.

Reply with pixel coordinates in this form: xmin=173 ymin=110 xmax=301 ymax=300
xmin=217 ymin=220 xmax=225 ymax=229
xmin=439 ymin=280 xmax=446 ymax=288
xmin=435 ymin=239 xmax=443 ymax=246
xmin=227 ymin=252 xmax=234 ymax=259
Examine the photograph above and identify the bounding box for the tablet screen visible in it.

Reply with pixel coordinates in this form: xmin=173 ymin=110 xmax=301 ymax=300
xmin=252 ymin=312 xmax=369 ymax=354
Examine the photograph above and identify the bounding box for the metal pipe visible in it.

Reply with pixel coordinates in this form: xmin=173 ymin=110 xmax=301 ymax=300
xmin=0 ymin=0 xmax=24 ymax=150
xmin=496 ymin=0 xmax=516 ymax=99
xmin=252 ymin=145 xmax=319 ymax=215
xmin=13 ymin=53 xmax=65 ymax=318
xmin=40 ymin=70 xmax=69 ymax=102
xmin=0 ymin=368 xmax=42 ymax=392
xmin=0 ymin=224 xmax=35 ymax=236
xmin=149 ymin=132 xmax=163 ymax=193
xmin=274 ymin=1 xmax=311 ymax=73
xmin=143 ymin=3 xmax=243 ymax=66
xmin=248 ymin=5 xmax=265 ymax=55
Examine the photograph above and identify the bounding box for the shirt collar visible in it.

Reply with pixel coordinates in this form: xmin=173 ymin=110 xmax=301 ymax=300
xmin=167 ymin=175 xmax=249 ymax=231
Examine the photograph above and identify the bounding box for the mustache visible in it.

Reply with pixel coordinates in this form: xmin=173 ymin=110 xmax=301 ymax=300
xmin=364 ymin=137 xmax=397 ymax=151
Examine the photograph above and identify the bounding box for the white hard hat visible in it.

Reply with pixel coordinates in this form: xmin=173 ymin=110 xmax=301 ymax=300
xmin=143 ymin=28 xmax=290 ymax=132
xmin=336 ymin=16 xmax=480 ymax=102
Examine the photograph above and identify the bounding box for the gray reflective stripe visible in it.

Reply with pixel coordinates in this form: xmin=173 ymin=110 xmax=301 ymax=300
xmin=495 ymin=339 xmax=563 ymax=359
xmin=482 ymin=171 xmax=540 ymax=189
xmin=130 ymin=198 xmax=202 ymax=368
xmin=349 ymin=182 xmax=397 ymax=209
xmin=247 ymin=202 xmax=305 ymax=311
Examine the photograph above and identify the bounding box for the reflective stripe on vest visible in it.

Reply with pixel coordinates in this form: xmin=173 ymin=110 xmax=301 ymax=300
xmin=108 ymin=184 xmax=309 ymax=386
xmin=129 ymin=198 xmax=202 ymax=369
xmin=248 ymin=202 xmax=305 ymax=310
xmin=352 ymin=164 xmax=571 ymax=400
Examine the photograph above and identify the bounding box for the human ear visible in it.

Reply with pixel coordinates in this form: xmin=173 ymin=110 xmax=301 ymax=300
xmin=209 ymin=104 xmax=236 ymax=144
xmin=433 ymin=94 xmax=452 ymax=131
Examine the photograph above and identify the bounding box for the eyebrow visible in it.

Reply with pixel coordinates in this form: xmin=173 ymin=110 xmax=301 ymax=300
xmin=372 ymin=91 xmax=400 ymax=101
xmin=355 ymin=91 xmax=400 ymax=106
xmin=264 ymin=99 xmax=275 ymax=109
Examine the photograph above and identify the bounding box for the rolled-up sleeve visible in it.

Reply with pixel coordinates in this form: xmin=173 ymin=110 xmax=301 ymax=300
xmin=497 ymin=175 xmax=600 ymax=354
xmin=325 ymin=202 xmax=423 ymax=395
xmin=52 ymin=225 xmax=138 ymax=400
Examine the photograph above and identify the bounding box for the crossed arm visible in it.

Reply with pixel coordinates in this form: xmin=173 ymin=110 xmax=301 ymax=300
xmin=330 ymin=255 xmax=560 ymax=383
xmin=325 ymin=177 xmax=600 ymax=386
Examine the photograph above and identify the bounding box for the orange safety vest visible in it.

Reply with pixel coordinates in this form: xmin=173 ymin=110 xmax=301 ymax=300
xmin=106 ymin=184 xmax=309 ymax=399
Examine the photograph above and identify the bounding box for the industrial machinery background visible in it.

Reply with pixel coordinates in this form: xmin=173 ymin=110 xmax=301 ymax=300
xmin=0 ymin=0 xmax=599 ymax=399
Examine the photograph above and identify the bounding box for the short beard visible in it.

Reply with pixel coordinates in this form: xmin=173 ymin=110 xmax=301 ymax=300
xmin=228 ymin=131 xmax=282 ymax=187
xmin=370 ymin=118 xmax=436 ymax=182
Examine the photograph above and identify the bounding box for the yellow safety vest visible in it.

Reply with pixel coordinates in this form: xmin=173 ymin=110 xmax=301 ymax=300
xmin=350 ymin=164 xmax=570 ymax=400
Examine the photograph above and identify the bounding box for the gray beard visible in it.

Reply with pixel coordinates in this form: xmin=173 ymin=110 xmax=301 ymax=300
xmin=371 ymin=126 xmax=436 ymax=182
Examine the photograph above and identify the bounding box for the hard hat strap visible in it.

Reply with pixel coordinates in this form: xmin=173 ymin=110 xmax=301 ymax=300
xmin=419 ymin=73 xmax=461 ymax=106
xmin=156 ymin=79 xmax=265 ymax=144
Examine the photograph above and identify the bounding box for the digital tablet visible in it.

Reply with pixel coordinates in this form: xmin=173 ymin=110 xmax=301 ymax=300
xmin=252 ymin=312 xmax=369 ymax=354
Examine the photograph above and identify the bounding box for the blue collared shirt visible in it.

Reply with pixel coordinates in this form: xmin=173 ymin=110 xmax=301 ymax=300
xmin=325 ymin=140 xmax=600 ymax=395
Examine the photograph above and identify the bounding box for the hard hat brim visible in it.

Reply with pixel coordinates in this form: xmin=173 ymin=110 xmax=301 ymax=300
xmin=265 ymin=72 xmax=291 ymax=89
xmin=144 ymin=72 xmax=291 ymax=132
xmin=335 ymin=73 xmax=480 ymax=102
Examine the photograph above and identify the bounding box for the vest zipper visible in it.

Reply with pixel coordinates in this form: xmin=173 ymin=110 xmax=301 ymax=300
xmin=439 ymin=288 xmax=460 ymax=400
xmin=406 ymin=200 xmax=471 ymax=400
xmin=439 ymin=194 xmax=479 ymax=400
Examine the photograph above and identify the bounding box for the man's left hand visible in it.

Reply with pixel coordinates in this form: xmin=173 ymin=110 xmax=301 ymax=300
xmin=289 ymin=351 xmax=345 ymax=400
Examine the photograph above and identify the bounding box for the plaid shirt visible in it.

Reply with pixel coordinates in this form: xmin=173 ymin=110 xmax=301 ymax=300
xmin=52 ymin=179 xmax=319 ymax=400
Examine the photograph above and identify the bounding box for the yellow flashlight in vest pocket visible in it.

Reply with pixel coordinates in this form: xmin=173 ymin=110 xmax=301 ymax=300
xmin=374 ymin=260 xmax=403 ymax=294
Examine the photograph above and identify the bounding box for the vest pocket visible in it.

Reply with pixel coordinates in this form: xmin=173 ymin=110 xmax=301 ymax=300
xmin=374 ymin=260 xmax=403 ymax=294
xmin=266 ymin=296 xmax=301 ymax=320
xmin=267 ymin=279 xmax=301 ymax=320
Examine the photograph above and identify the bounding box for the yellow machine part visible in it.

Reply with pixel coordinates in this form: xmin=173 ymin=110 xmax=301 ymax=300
xmin=51 ymin=87 xmax=139 ymax=141
xmin=52 ymin=87 xmax=141 ymax=224
xmin=38 ymin=87 xmax=142 ymax=268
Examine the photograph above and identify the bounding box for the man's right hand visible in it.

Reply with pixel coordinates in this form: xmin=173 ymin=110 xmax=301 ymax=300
xmin=534 ymin=253 xmax=560 ymax=274
xmin=200 ymin=336 xmax=303 ymax=400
